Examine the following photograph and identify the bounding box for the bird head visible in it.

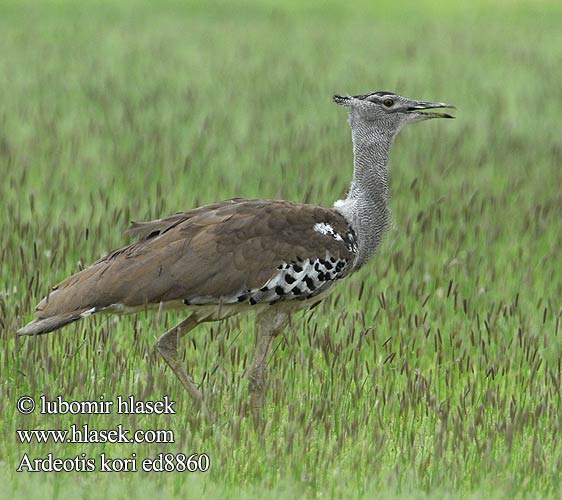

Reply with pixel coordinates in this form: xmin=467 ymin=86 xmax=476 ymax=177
xmin=334 ymin=91 xmax=455 ymax=137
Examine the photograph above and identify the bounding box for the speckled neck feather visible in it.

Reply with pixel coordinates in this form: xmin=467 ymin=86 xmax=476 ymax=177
xmin=334 ymin=111 xmax=396 ymax=269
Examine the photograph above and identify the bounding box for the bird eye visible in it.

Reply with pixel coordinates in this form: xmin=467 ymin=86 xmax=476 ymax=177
xmin=383 ymin=98 xmax=394 ymax=108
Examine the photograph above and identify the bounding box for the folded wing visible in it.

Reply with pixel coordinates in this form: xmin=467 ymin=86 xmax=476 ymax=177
xmin=19 ymin=199 xmax=357 ymax=335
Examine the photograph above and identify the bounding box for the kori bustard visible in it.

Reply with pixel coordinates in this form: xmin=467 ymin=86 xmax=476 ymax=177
xmin=18 ymin=91 xmax=454 ymax=416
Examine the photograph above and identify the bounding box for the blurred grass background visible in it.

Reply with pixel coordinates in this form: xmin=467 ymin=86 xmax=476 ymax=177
xmin=1 ymin=0 xmax=561 ymax=498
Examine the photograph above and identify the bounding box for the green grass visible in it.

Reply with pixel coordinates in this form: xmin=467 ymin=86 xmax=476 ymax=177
xmin=1 ymin=0 xmax=561 ymax=498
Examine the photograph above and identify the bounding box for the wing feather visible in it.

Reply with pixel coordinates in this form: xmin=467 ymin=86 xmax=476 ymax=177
xmin=34 ymin=199 xmax=357 ymax=319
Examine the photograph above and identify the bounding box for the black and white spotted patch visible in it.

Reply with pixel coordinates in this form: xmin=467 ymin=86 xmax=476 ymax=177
xmin=241 ymin=253 xmax=350 ymax=305
xmin=184 ymin=252 xmax=351 ymax=307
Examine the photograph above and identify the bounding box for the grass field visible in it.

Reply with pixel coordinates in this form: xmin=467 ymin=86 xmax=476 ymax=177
xmin=1 ymin=0 xmax=561 ymax=498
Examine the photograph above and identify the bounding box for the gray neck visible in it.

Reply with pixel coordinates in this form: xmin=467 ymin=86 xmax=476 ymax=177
xmin=334 ymin=119 xmax=394 ymax=268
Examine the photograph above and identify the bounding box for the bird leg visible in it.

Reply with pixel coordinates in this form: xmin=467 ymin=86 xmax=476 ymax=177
xmin=156 ymin=315 xmax=203 ymax=406
xmin=248 ymin=310 xmax=289 ymax=420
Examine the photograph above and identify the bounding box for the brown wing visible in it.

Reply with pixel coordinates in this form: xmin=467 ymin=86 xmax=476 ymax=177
xmin=34 ymin=199 xmax=357 ymax=319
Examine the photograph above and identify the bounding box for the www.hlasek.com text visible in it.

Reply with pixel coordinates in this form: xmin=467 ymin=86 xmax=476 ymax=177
xmin=17 ymin=424 xmax=174 ymax=444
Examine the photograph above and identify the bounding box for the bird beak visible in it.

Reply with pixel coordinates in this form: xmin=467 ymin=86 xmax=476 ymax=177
xmin=333 ymin=94 xmax=352 ymax=106
xmin=407 ymin=100 xmax=456 ymax=120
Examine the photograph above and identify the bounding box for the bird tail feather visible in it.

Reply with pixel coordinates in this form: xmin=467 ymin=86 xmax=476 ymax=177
xmin=16 ymin=311 xmax=88 ymax=336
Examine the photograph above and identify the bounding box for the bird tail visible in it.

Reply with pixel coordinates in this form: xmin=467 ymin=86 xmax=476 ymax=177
xmin=16 ymin=310 xmax=91 ymax=336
